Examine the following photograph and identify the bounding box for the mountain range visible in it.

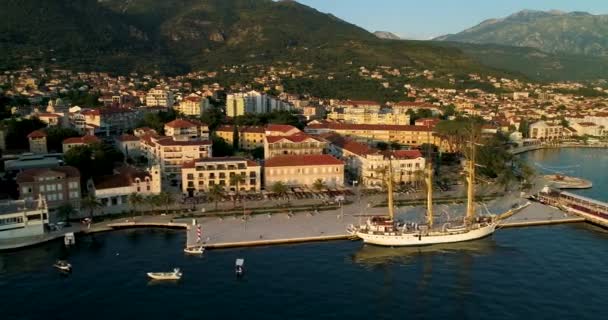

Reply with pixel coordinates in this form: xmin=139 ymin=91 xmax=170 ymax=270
xmin=436 ymin=10 xmax=608 ymax=57
xmin=1 ymin=1 xmax=608 ymax=81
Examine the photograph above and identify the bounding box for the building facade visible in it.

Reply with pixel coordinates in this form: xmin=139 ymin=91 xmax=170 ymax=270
xmin=16 ymin=166 xmax=81 ymax=210
xmin=164 ymin=119 xmax=210 ymax=141
xmin=0 ymin=199 xmax=49 ymax=240
xmin=27 ymin=130 xmax=48 ymax=154
xmin=146 ymin=88 xmax=174 ymax=108
xmin=215 ymin=125 xmax=265 ymax=150
xmin=174 ymin=95 xmax=209 ymax=117
xmin=530 ymin=121 xmax=563 ymax=141
xmin=181 ymin=157 xmax=261 ymax=196
xmin=62 ymin=135 xmax=100 ymax=153
xmin=264 ymin=154 xmax=344 ymax=188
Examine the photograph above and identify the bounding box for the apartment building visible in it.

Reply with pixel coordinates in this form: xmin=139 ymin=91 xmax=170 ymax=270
xmin=174 ymin=95 xmax=209 ymax=117
xmin=164 ymin=119 xmax=210 ymax=141
xmin=215 ymin=125 xmax=266 ymax=150
xmin=146 ymin=88 xmax=174 ymax=108
xmin=392 ymin=101 xmax=441 ymax=115
xmin=16 ymin=166 xmax=81 ymax=210
xmin=79 ymin=107 xmax=140 ymax=137
xmin=226 ymin=91 xmax=293 ymax=117
xmin=305 ymin=122 xmax=440 ymax=148
xmin=141 ymin=135 xmax=212 ymax=181
xmin=264 ymin=133 xmax=327 ymax=159
xmin=323 ymin=133 xmax=425 ymax=186
xmin=181 ymin=157 xmax=261 ymax=196
xmin=529 ymin=121 xmax=563 ymax=141
xmin=0 ymin=199 xmax=48 ymax=240
xmin=264 ymin=154 xmax=344 ymax=188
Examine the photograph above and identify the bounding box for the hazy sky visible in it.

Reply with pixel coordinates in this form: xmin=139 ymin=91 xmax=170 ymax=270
xmin=297 ymin=0 xmax=608 ymax=39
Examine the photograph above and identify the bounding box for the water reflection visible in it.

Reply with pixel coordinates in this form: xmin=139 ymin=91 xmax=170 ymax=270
xmin=351 ymin=237 xmax=498 ymax=266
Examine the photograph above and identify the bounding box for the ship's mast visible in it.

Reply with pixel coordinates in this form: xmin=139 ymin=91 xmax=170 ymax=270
xmin=387 ymin=158 xmax=395 ymax=220
xmin=425 ymin=125 xmax=434 ymax=228
xmin=425 ymin=161 xmax=434 ymax=228
xmin=465 ymin=140 xmax=477 ymax=224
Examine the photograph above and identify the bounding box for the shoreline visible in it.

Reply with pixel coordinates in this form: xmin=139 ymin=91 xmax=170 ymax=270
xmin=1 ymin=201 xmax=603 ymax=251
xmin=510 ymin=143 xmax=608 ymax=155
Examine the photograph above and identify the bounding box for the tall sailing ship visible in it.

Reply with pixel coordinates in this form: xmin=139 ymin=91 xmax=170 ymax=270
xmin=348 ymin=142 xmax=498 ymax=246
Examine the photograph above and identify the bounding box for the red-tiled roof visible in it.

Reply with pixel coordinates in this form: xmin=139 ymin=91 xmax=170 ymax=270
xmin=154 ymin=137 xmax=211 ymax=146
xmin=326 ymin=123 xmax=433 ymax=132
xmin=117 ymin=134 xmax=140 ymax=142
xmin=27 ymin=129 xmax=47 ymax=138
xmin=266 ymin=124 xmax=300 ymax=133
xmin=165 ymin=118 xmax=205 ymax=129
xmin=183 ymin=157 xmax=260 ymax=168
xmin=321 ymin=133 xmax=374 ymax=156
xmin=265 ymin=154 xmax=343 ymax=167
xmin=37 ymin=113 xmax=61 ymax=118
xmin=393 ymin=101 xmax=436 ymax=108
xmin=391 ymin=150 xmax=423 ymax=159
xmin=340 ymin=100 xmax=380 ymax=106
xmin=16 ymin=166 xmax=80 ymax=183
xmin=266 ymin=133 xmax=320 ymax=144
xmin=63 ymin=135 xmax=100 ymax=145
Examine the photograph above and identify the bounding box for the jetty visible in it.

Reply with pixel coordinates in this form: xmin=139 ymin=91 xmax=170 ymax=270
xmin=536 ymin=188 xmax=608 ymax=228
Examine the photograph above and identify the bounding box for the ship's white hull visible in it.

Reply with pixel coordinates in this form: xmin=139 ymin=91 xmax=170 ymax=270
xmin=147 ymin=272 xmax=182 ymax=280
xmin=355 ymin=223 xmax=497 ymax=247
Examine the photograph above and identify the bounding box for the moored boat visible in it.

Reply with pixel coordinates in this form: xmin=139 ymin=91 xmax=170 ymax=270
xmin=349 ymin=132 xmax=500 ymax=247
xmin=53 ymin=260 xmax=72 ymax=272
xmin=147 ymin=268 xmax=182 ymax=280
xmin=235 ymin=258 xmax=245 ymax=276
xmin=184 ymin=246 xmax=205 ymax=255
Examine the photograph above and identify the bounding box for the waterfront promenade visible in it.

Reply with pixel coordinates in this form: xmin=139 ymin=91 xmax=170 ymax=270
xmin=0 ymin=187 xmax=601 ymax=251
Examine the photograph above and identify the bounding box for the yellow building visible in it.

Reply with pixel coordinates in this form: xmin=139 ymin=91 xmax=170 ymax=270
xmin=181 ymin=157 xmax=261 ymax=195
xmin=305 ymin=122 xmax=440 ymax=148
xmin=175 ymin=95 xmax=209 ymax=117
xmin=215 ymin=125 xmax=266 ymax=150
xmin=327 ymin=111 xmax=410 ymax=125
xmin=264 ymin=154 xmax=344 ymax=188
xmin=226 ymin=94 xmax=246 ymax=118
xmin=264 ymin=133 xmax=327 ymax=159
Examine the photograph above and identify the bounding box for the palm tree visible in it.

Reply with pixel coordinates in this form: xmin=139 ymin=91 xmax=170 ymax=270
xmin=312 ymin=178 xmax=326 ymax=193
xmin=56 ymin=203 xmax=75 ymax=222
xmin=229 ymin=173 xmax=246 ymax=208
xmin=271 ymin=181 xmax=289 ymax=204
xmin=413 ymin=169 xmax=426 ymax=189
xmin=146 ymin=194 xmax=161 ymax=213
xmin=128 ymin=193 xmax=145 ymax=217
xmin=157 ymin=192 xmax=174 ymax=214
xmin=207 ymin=185 xmax=224 ymax=210
xmin=81 ymin=194 xmax=102 ymax=219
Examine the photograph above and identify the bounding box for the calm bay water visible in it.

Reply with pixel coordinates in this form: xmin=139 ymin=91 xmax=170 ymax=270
xmin=0 ymin=148 xmax=607 ymax=320
xmin=520 ymin=147 xmax=608 ymax=201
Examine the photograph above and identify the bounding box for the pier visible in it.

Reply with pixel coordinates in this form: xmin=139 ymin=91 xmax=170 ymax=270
xmin=536 ymin=189 xmax=608 ymax=228
xmin=1 ymin=193 xmax=603 ymax=251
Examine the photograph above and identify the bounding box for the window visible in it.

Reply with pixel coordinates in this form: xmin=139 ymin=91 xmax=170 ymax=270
xmin=21 ymin=187 xmax=31 ymax=194
xmin=40 ymin=185 xmax=45 ymax=192
xmin=69 ymin=191 xmax=79 ymax=199
xmin=57 ymin=184 xmax=62 ymax=191
xmin=57 ymin=193 xmax=63 ymax=201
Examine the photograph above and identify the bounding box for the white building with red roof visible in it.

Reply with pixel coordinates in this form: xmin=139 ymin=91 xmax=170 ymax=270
xmin=264 ymin=133 xmax=327 ymax=159
xmin=164 ymin=118 xmax=210 ymax=141
xmin=323 ymin=133 xmax=425 ymax=186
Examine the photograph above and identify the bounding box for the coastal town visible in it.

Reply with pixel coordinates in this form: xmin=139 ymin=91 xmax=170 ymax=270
xmin=1 ymin=64 xmax=607 ymax=246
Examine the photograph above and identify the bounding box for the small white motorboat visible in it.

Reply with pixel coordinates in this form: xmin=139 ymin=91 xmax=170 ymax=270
xmin=183 ymin=246 xmax=205 ymax=255
xmin=235 ymin=258 xmax=245 ymax=276
xmin=147 ymin=268 xmax=182 ymax=280
xmin=53 ymin=260 xmax=72 ymax=272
